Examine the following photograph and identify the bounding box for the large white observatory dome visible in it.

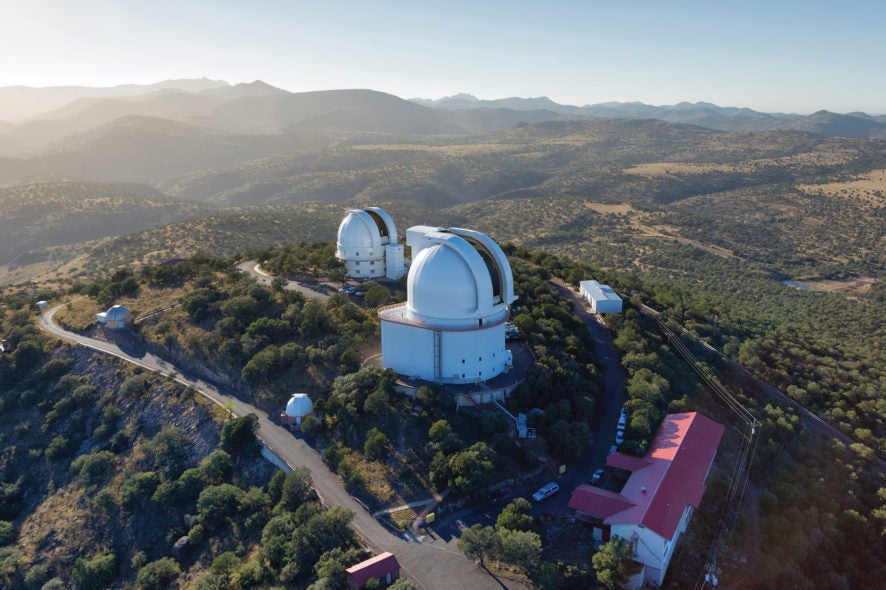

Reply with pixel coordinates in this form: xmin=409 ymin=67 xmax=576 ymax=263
xmin=379 ymin=226 xmax=516 ymax=384
xmin=409 ymin=241 xmax=480 ymax=320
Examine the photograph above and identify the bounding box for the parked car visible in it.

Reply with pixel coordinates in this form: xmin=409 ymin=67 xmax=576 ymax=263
xmin=608 ymin=444 xmax=619 ymax=457
xmin=531 ymin=482 xmax=560 ymax=502
xmin=339 ymin=284 xmax=357 ymax=294
xmin=590 ymin=468 xmax=605 ymax=486
xmin=618 ymin=413 xmax=627 ymax=429
xmin=615 ymin=430 xmax=625 ymax=445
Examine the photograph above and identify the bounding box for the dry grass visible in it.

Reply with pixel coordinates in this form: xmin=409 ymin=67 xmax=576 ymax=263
xmin=797 ymin=169 xmax=886 ymax=205
xmin=53 ymin=298 xmax=103 ymax=331
xmin=624 ymin=150 xmax=859 ymax=178
xmin=582 ymin=202 xmax=635 ymax=215
xmin=387 ymin=507 xmax=418 ymax=530
xmin=623 ymin=162 xmax=739 ymax=177
xmin=799 ymin=276 xmax=876 ymax=294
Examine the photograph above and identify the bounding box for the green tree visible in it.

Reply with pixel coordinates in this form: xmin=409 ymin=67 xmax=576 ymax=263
xmin=197 ymin=484 xmax=244 ymax=528
xmin=495 ymin=498 xmax=535 ymax=532
xmin=210 ymin=552 xmax=241 ymax=590
xmin=72 ymin=552 xmax=116 ymax=590
xmin=279 ymin=468 xmax=312 ymax=511
xmin=448 ymin=442 xmax=495 ymax=496
xmin=199 ymin=449 xmax=232 ymax=481
xmin=364 ymin=428 xmax=391 ymax=461
xmin=70 ymin=450 xmax=116 ymax=487
xmin=458 ymin=524 xmax=498 ymax=568
xmin=363 ymin=283 xmax=390 ymax=307
xmin=220 ymin=413 xmax=261 ymax=455
xmin=592 ymin=537 xmax=633 ymax=590
xmin=497 ymin=528 xmax=542 ymax=571
xmin=137 ymin=557 xmax=181 ymax=590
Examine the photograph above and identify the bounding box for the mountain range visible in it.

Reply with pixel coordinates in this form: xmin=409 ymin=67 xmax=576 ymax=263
xmin=0 ymin=78 xmax=883 ymax=287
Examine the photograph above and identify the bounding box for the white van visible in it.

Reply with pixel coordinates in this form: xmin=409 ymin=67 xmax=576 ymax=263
xmin=532 ymin=482 xmax=560 ymax=502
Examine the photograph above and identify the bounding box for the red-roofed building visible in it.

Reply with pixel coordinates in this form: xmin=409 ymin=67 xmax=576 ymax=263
xmin=346 ymin=551 xmax=401 ymax=589
xmin=569 ymin=412 xmax=724 ymax=589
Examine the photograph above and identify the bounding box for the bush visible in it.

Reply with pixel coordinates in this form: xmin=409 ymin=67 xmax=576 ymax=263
xmin=364 ymin=428 xmax=391 ymax=461
xmin=220 ymin=414 xmax=261 ymax=455
xmin=70 ymin=450 xmax=116 ymax=487
xmin=137 ymin=557 xmax=181 ymax=590
xmin=44 ymin=435 xmax=73 ymax=461
xmin=72 ymin=552 xmax=116 ymax=590
xmin=0 ymin=520 xmax=13 ymax=545
xmin=199 ymin=449 xmax=232 ymax=481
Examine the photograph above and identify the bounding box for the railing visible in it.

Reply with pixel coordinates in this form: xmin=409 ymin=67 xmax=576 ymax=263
xmin=377 ymin=303 xmax=508 ymax=332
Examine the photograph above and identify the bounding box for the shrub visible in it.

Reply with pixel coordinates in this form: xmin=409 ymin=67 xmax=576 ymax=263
xmin=137 ymin=557 xmax=181 ymax=590
xmin=220 ymin=414 xmax=261 ymax=455
xmin=0 ymin=521 xmax=13 ymax=545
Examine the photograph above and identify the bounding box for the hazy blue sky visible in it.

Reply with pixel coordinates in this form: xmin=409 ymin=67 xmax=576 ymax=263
xmin=2 ymin=0 xmax=883 ymax=114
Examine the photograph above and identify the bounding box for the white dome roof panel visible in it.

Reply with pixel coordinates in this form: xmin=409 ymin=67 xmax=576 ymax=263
xmin=285 ymin=393 xmax=314 ymax=417
xmin=408 ymin=244 xmax=481 ymax=319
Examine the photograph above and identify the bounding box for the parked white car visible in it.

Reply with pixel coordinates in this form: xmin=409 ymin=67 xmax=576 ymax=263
xmin=532 ymin=482 xmax=560 ymax=502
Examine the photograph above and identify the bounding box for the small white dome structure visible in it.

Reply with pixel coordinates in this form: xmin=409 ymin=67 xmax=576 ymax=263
xmin=96 ymin=305 xmax=133 ymax=330
xmin=379 ymin=226 xmax=516 ymax=384
xmin=336 ymin=207 xmax=405 ymax=280
xmin=281 ymin=393 xmax=314 ymax=429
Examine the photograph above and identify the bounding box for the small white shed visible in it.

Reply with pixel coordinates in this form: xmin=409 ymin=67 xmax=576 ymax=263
xmin=579 ymin=280 xmax=623 ymax=314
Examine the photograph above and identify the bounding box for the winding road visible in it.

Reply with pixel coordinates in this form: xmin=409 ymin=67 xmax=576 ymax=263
xmin=39 ymin=305 xmax=527 ymax=590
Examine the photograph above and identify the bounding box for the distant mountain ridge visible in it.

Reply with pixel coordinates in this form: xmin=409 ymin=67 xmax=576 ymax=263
xmin=412 ymin=94 xmax=886 ymax=139
xmin=0 ymin=78 xmax=228 ymax=122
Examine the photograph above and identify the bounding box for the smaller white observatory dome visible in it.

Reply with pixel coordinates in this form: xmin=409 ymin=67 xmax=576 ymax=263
xmin=106 ymin=305 xmax=132 ymax=322
xmin=335 ymin=207 xmax=404 ymax=279
xmin=285 ymin=393 xmax=314 ymax=418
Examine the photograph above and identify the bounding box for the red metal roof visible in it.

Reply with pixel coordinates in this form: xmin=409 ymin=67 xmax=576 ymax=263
xmin=607 ymin=451 xmax=652 ymax=472
xmin=346 ymin=552 xmax=400 ymax=588
xmin=572 ymin=412 xmax=724 ymax=541
xmin=568 ymin=484 xmax=635 ymax=518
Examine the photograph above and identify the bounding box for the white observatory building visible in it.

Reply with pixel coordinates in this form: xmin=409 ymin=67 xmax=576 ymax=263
xmin=378 ymin=226 xmax=517 ymax=384
xmin=336 ymin=207 xmax=406 ymax=280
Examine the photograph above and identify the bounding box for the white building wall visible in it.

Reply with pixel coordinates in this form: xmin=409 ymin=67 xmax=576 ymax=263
xmin=380 ymin=314 xmax=510 ymax=384
xmin=380 ymin=320 xmax=436 ymax=380
xmin=343 ymin=253 xmax=386 ymax=279
xmin=593 ymin=297 xmax=623 ymax=314
xmin=611 ymin=524 xmax=667 ymax=588
xmin=385 ymin=244 xmax=406 ymax=279
xmin=439 ymin=324 xmax=508 ymax=382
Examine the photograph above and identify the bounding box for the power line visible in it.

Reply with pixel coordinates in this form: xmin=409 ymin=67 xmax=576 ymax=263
xmin=640 ymin=305 xmax=761 ymax=586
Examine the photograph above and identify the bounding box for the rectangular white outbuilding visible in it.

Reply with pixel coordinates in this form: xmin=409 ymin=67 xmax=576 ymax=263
xmin=579 ymin=280 xmax=623 ymax=314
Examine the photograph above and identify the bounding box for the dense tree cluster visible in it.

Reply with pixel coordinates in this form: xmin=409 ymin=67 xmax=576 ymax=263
xmin=505 ymin=256 xmax=601 ymax=461
xmin=254 ymin=242 xmax=346 ymax=283
xmin=0 ymin=297 xmax=368 ymax=587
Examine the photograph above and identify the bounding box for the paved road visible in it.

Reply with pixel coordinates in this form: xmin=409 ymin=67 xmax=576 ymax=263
xmin=39 ymin=305 xmax=526 ymax=590
xmin=236 ymin=260 xmax=331 ymax=301
xmin=546 ymin=279 xmax=628 ymax=497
